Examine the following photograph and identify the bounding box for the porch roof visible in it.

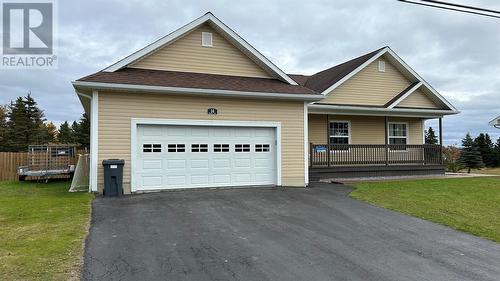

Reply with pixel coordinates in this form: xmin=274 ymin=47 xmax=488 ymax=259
xmin=308 ymin=103 xmax=459 ymax=118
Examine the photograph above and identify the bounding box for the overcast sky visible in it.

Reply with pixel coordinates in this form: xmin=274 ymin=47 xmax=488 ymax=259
xmin=1 ymin=0 xmax=499 ymax=145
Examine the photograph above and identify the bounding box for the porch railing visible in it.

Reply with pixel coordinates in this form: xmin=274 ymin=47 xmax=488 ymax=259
xmin=309 ymin=144 xmax=443 ymax=167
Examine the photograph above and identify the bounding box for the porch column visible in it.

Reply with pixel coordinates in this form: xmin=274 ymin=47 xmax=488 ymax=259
xmin=438 ymin=117 xmax=443 ymax=164
xmin=326 ymin=114 xmax=331 ymax=167
xmin=384 ymin=116 xmax=389 ymax=166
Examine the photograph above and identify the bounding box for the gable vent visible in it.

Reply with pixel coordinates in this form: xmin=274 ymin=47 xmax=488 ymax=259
xmin=378 ymin=60 xmax=386 ymax=72
xmin=201 ymin=32 xmax=213 ymax=47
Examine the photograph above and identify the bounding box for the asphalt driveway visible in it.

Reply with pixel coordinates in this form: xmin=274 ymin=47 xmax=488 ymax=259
xmin=82 ymin=183 xmax=500 ymax=281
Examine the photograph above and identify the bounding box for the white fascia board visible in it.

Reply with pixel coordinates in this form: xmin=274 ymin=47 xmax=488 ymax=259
xmin=308 ymin=103 xmax=459 ymax=118
xmin=320 ymin=47 xmax=389 ymax=95
xmin=385 ymin=48 xmax=458 ymax=112
xmin=387 ymin=82 xmax=423 ymax=108
xmin=90 ymin=91 xmax=98 ymax=192
xmin=102 ymin=13 xmax=297 ymax=85
xmin=489 ymin=115 xmax=500 ymax=126
xmin=71 ymin=81 xmax=323 ymax=101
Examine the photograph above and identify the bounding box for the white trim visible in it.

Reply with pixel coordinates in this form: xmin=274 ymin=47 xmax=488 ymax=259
xmin=72 ymin=81 xmax=323 ymax=101
xmin=90 ymin=90 xmax=99 ymax=192
xmin=488 ymin=115 xmax=500 ymax=126
xmin=76 ymin=91 xmax=91 ymax=100
xmin=303 ymin=102 xmax=309 ymax=186
xmin=320 ymin=47 xmax=388 ymax=95
xmin=422 ymin=119 xmax=426 ymax=144
xmin=387 ymin=82 xmax=423 ymax=108
xmin=378 ymin=60 xmax=386 ymax=72
xmin=130 ymin=118 xmax=282 ymax=192
xmin=102 ymin=13 xmax=297 ymax=85
xmin=309 ymin=103 xmax=459 ymax=118
xmin=318 ymin=47 xmax=458 ymax=112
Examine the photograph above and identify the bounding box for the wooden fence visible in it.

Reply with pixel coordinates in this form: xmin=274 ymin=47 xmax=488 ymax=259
xmin=0 ymin=152 xmax=28 ymax=181
xmin=0 ymin=150 xmax=84 ymax=182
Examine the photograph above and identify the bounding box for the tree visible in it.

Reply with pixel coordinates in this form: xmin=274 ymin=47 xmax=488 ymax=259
xmin=43 ymin=122 xmax=58 ymax=143
xmin=443 ymin=145 xmax=463 ymax=172
xmin=425 ymin=127 xmax=439 ymax=145
xmin=0 ymin=105 xmax=7 ymax=151
xmin=58 ymin=121 xmax=75 ymax=144
xmin=459 ymin=133 xmax=484 ymax=173
xmin=5 ymin=97 xmax=31 ymax=151
xmin=495 ymin=137 xmax=500 ymax=167
xmin=74 ymin=113 xmax=90 ymax=149
xmin=474 ymin=133 xmax=495 ymax=167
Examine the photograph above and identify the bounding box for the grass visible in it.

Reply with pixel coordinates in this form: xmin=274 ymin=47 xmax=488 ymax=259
xmin=0 ymin=181 xmax=93 ymax=281
xmin=350 ymin=177 xmax=500 ymax=242
xmin=470 ymin=167 xmax=500 ymax=176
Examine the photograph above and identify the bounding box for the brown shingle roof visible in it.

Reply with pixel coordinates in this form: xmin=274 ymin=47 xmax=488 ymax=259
xmin=289 ymin=47 xmax=386 ymax=93
xmin=77 ymin=68 xmax=318 ymax=95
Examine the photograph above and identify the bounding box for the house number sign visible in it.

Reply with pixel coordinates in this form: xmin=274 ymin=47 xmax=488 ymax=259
xmin=207 ymin=108 xmax=218 ymax=115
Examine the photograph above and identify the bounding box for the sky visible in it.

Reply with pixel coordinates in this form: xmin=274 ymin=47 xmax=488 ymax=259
xmin=1 ymin=0 xmax=499 ymax=145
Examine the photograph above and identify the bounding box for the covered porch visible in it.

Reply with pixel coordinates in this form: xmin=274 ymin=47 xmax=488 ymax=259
xmin=307 ymin=105 xmax=447 ymax=180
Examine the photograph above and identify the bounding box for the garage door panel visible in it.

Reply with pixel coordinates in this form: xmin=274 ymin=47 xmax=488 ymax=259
xmin=190 ymin=159 xmax=209 ymax=169
xmin=166 ymin=159 xmax=187 ymax=169
xmin=136 ymin=125 xmax=277 ymax=190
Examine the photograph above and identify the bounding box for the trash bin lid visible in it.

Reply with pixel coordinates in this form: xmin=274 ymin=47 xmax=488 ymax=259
xmin=102 ymin=159 xmax=125 ymax=166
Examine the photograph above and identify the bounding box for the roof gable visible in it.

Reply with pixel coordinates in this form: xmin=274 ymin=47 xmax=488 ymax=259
xmin=130 ymin=24 xmax=272 ymax=78
xmin=396 ymin=89 xmax=443 ymax=109
xmin=310 ymin=47 xmax=457 ymax=112
xmin=103 ymin=12 xmax=297 ymax=85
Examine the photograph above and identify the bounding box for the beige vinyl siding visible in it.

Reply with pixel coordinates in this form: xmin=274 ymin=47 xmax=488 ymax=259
xmin=308 ymin=114 xmax=424 ymax=145
xmin=308 ymin=114 xmax=327 ymax=144
xmin=397 ymin=89 xmax=441 ymax=109
xmin=97 ymin=92 xmax=305 ymax=193
xmin=321 ymin=59 xmax=414 ymax=106
xmin=130 ymin=24 xmax=272 ymax=78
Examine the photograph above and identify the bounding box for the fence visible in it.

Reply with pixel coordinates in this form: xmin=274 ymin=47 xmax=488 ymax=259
xmin=0 ymin=150 xmax=84 ymax=182
xmin=0 ymin=152 xmax=28 ymax=181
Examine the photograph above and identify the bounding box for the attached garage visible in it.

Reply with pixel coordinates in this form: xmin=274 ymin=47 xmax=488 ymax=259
xmin=132 ymin=120 xmax=280 ymax=191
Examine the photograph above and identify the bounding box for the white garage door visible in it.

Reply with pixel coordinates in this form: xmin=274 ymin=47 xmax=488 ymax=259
xmin=135 ymin=125 xmax=277 ymax=190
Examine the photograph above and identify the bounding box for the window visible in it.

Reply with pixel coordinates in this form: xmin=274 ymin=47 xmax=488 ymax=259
xmin=201 ymin=32 xmax=213 ymax=47
xmin=329 ymin=121 xmax=350 ymax=146
xmin=143 ymin=144 xmax=162 ymax=153
xmin=235 ymin=144 xmax=250 ymax=152
xmin=388 ymin=123 xmax=408 ymax=149
xmin=255 ymin=144 xmax=270 ymax=152
xmin=378 ymin=60 xmax=385 ymax=72
xmin=191 ymin=144 xmax=208 ymax=152
xmin=214 ymin=144 xmax=229 ymax=152
xmin=167 ymin=144 xmax=185 ymax=152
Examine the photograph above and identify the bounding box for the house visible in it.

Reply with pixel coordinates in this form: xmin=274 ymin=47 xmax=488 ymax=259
xmin=72 ymin=12 xmax=459 ymax=194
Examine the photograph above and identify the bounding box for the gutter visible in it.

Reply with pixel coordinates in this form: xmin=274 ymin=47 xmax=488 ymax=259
xmin=71 ymin=81 xmax=324 ymax=101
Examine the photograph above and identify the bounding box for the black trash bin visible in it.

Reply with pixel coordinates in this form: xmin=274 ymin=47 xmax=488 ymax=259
xmin=102 ymin=159 xmax=125 ymax=197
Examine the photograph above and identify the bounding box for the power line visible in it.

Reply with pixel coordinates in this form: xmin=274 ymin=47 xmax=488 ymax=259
xmin=398 ymin=0 xmax=500 ymax=19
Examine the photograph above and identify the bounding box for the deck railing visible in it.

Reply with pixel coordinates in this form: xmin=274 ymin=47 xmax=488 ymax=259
xmin=309 ymin=144 xmax=443 ymax=167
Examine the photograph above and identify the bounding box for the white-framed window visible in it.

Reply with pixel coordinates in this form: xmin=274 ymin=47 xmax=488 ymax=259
xmin=201 ymin=32 xmax=213 ymax=47
xmin=378 ymin=60 xmax=386 ymax=72
xmin=388 ymin=122 xmax=408 ymax=149
xmin=329 ymin=121 xmax=350 ymax=146
xmin=143 ymin=143 xmax=162 ymax=153
xmin=167 ymin=144 xmax=185 ymax=152
xmin=255 ymin=144 xmax=270 ymax=152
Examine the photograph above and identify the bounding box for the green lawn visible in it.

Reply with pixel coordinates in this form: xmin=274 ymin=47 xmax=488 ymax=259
xmin=350 ymin=177 xmax=500 ymax=242
xmin=0 ymin=181 xmax=93 ymax=281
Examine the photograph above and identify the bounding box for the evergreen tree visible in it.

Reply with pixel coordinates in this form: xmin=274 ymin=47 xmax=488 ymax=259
xmin=495 ymin=137 xmax=500 ymax=167
xmin=425 ymin=127 xmax=439 ymax=145
xmin=474 ymin=133 xmax=495 ymax=167
xmin=58 ymin=121 xmax=75 ymax=143
xmin=5 ymin=97 xmax=31 ymax=151
xmin=74 ymin=113 xmax=90 ymax=149
xmin=23 ymin=93 xmax=47 ymax=144
xmin=459 ymin=133 xmax=484 ymax=173
xmin=0 ymin=105 xmax=7 ymax=151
